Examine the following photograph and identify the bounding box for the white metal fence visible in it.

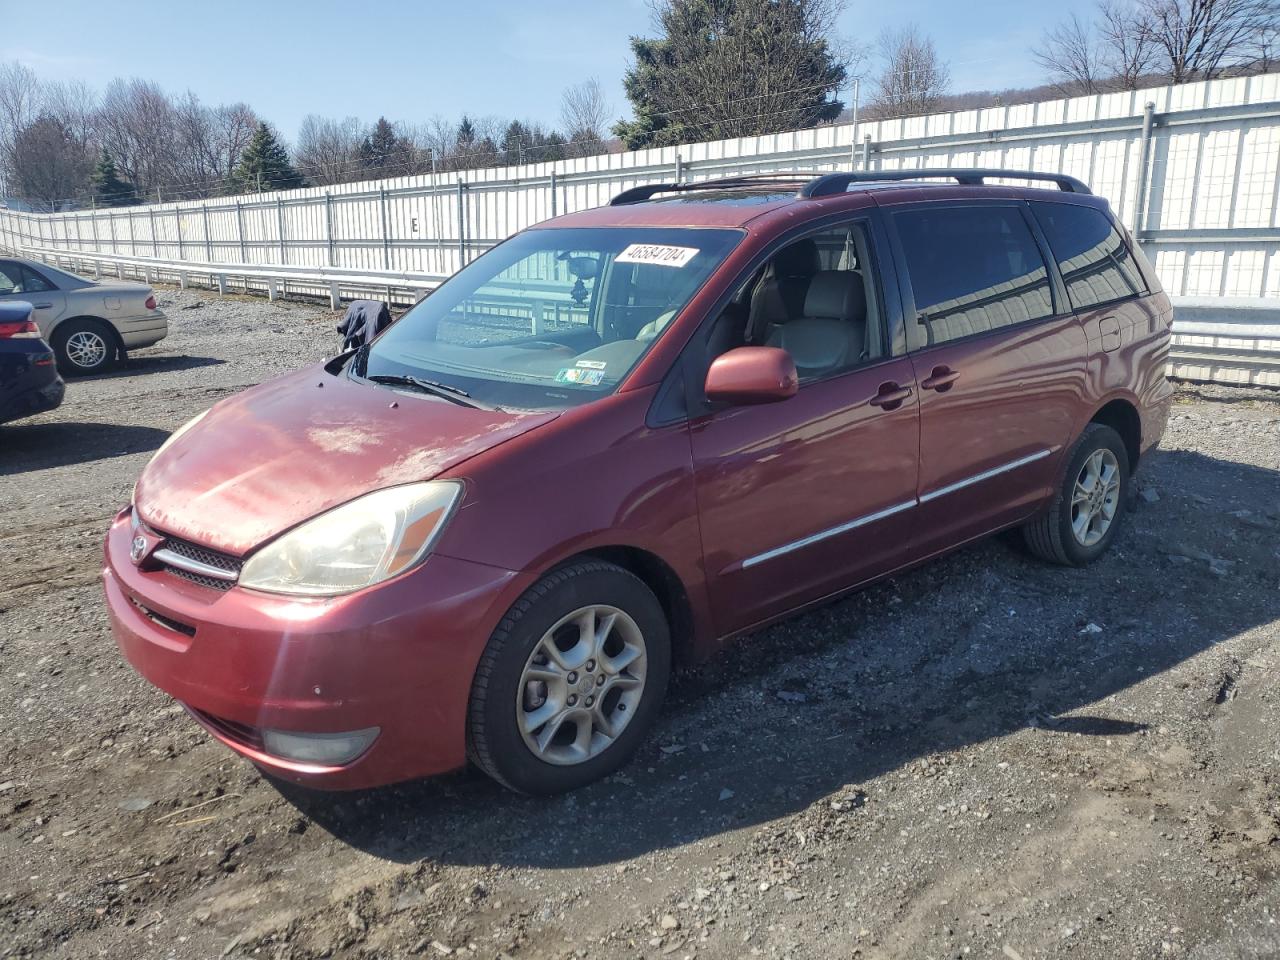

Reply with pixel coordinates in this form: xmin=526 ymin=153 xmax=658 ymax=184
xmin=2 ymin=74 xmax=1279 ymax=386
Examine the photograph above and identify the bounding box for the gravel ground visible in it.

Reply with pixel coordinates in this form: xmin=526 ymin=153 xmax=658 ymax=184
xmin=1 ymin=288 xmax=1278 ymax=960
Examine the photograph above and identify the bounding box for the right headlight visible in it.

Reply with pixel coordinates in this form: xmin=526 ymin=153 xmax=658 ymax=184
xmin=238 ymin=481 xmax=463 ymax=597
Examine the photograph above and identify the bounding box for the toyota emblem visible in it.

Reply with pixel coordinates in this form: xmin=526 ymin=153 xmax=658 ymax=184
xmin=131 ymin=535 xmax=148 ymax=564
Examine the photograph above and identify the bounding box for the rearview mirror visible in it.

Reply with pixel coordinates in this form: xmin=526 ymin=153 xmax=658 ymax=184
xmin=704 ymin=346 xmax=798 ymax=405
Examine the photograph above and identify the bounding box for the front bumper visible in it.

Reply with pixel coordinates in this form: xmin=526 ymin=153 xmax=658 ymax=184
xmin=103 ymin=509 xmax=528 ymax=789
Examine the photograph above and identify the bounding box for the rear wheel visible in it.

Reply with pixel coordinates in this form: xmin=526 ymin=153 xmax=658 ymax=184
xmin=467 ymin=561 xmax=670 ymax=794
xmin=1023 ymin=423 xmax=1129 ymax=566
xmin=53 ymin=319 xmax=116 ymax=376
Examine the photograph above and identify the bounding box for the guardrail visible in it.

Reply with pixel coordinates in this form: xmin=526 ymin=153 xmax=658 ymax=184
xmin=11 ymin=245 xmax=448 ymax=309
xmin=12 ymin=243 xmax=1277 ymax=389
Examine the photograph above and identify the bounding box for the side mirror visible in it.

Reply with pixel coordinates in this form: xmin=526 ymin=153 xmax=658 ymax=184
xmin=704 ymin=346 xmax=798 ymax=405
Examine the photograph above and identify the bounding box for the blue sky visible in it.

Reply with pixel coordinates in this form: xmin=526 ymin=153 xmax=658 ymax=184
xmin=2 ymin=0 xmax=1095 ymax=141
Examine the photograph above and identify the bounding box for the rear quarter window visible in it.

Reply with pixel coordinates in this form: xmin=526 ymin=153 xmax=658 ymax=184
xmin=1031 ymin=202 xmax=1148 ymax=310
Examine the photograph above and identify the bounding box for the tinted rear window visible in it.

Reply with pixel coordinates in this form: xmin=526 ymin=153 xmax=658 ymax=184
xmin=1031 ymin=202 xmax=1147 ymax=310
xmin=893 ymin=205 xmax=1054 ymax=345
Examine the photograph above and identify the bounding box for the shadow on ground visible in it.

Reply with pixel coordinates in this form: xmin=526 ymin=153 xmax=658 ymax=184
xmin=263 ymin=449 xmax=1279 ymax=871
xmin=81 ymin=353 xmax=225 ymax=380
xmin=0 ymin=421 xmax=170 ymax=474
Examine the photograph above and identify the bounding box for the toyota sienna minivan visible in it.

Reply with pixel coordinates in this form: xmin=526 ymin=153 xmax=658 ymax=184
xmin=105 ymin=169 xmax=1173 ymax=794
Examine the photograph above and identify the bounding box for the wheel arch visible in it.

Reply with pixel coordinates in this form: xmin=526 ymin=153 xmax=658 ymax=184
xmin=549 ymin=545 xmax=698 ymax=668
xmin=1088 ymin=396 xmax=1142 ymax=470
xmin=51 ymin=314 xmax=123 ymax=354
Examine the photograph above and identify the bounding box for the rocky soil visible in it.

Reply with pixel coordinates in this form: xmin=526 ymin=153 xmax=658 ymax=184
xmin=1 ymin=289 xmax=1278 ymax=960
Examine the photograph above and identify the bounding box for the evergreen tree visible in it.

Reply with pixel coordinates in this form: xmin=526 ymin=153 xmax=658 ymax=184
xmin=540 ymin=130 xmax=567 ymax=163
xmin=455 ymin=116 xmax=477 ymax=154
xmin=615 ymin=0 xmax=847 ymax=149
xmin=501 ymin=120 xmax=531 ymax=165
xmin=233 ymin=122 xmax=304 ymax=192
xmin=90 ymin=148 xmax=136 ymax=206
xmin=358 ymin=117 xmax=413 ymax=173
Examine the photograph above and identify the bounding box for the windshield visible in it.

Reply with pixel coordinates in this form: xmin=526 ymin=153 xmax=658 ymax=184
xmin=354 ymin=226 xmax=742 ymax=409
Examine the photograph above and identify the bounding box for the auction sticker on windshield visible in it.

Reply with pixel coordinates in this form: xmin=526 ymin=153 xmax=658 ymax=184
xmin=615 ymin=244 xmax=699 ymax=268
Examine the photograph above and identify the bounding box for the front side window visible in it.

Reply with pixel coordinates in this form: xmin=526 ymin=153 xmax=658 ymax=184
xmin=1031 ymin=202 xmax=1147 ymax=310
xmin=356 ymin=226 xmax=741 ymax=410
xmin=894 ymin=206 xmax=1055 ymax=346
xmin=738 ymin=221 xmax=884 ymax=381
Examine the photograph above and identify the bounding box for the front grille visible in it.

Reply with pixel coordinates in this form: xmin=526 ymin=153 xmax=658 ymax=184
xmin=156 ymin=535 xmax=242 ymax=591
xmin=165 ymin=567 xmax=236 ymax=591
xmin=163 ymin=537 xmax=242 ymax=574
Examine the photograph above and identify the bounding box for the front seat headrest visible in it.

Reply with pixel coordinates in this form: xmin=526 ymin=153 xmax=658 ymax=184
xmin=772 ymin=238 xmax=820 ymax=278
xmin=803 ymin=271 xmax=867 ymax=323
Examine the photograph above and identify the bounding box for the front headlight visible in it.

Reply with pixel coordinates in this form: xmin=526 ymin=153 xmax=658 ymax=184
xmin=238 ymin=481 xmax=463 ymax=597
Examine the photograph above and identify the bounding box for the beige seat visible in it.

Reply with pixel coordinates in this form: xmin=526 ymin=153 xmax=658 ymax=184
xmin=765 ymin=271 xmax=867 ymax=378
xmin=635 ymin=309 xmax=677 ymax=342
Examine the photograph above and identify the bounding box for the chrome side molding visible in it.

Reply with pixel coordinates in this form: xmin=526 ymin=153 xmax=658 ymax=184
xmin=741 ymin=448 xmax=1054 ymax=569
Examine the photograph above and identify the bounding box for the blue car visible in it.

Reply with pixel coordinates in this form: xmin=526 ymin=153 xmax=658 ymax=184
xmin=1 ymin=301 xmax=65 ymax=425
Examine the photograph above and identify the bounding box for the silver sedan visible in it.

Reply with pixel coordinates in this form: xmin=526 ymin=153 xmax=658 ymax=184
xmin=0 ymin=257 xmax=168 ymax=375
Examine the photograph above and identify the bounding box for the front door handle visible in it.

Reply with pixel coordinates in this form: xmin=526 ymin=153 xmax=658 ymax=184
xmin=869 ymin=381 xmax=913 ymax=410
xmin=33 ymin=302 xmax=53 ymax=309
xmin=921 ymin=365 xmax=960 ymax=391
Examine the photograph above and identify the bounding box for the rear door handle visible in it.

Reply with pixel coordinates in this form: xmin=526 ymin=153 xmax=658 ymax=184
xmin=33 ymin=302 xmax=53 ymax=309
xmin=869 ymin=381 xmax=913 ymax=410
xmin=921 ymin=366 xmax=960 ymax=391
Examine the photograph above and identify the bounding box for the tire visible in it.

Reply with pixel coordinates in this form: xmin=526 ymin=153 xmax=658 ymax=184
xmin=1022 ymin=423 xmax=1130 ymax=566
xmin=467 ymin=560 xmax=671 ymax=795
xmin=53 ymin=318 xmax=116 ymax=376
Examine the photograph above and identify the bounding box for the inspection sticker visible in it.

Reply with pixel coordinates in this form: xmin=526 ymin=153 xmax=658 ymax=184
xmin=555 ymin=367 xmax=605 ymax=386
xmin=615 ymin=243 xmax=700 ymax=268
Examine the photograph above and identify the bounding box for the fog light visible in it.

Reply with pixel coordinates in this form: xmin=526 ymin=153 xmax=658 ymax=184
xmin=261 ymin=726 xmax=379 ymax=765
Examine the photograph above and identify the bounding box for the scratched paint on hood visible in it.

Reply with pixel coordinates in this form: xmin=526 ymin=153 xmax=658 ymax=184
xmin=134 ymin=365 xmax=557 ymax=555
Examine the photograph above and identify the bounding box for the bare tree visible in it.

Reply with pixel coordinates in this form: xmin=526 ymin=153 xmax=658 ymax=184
xmin=1034 ymin=14 xmax=1104 ymax=94
xmin=1140 ymin=0 xmax=1278 ymax=82
xmin=1252 ymin=19 xmax=1280 ymax=68
xmin=40 ymin=78 xmax=97 ymax=149
xmin=0 ymin=62 xmax=42 ymax=194
xmin=560 ymin=78 xmax=612 ymax=153
xmin=11 ymin=115 xmax=89 ymax=210
xmin=1098 ymin=0 xmax=1159 ymax=89
xmin=295 ymin=114 xmax=362 ymax=185
xmin=96 ymin=78 xmax=180 ymax=200
xmin=870 ymin=25 xmax=950 ymax=117
xmin=208 ymin=103 xmax=259 ymax=185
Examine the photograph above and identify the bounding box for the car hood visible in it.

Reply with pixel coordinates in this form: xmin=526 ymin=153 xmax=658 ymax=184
xmin=134 ymin=365 xmax=558 ymax=555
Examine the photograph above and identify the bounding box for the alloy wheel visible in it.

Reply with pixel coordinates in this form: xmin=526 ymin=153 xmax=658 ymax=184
xmin=516 ymin=604 xmax=647 ymax=766
xmin=1070 ymin=448 xmax=1120 ymax=547
xmin=65 ymin=330 xmax=109 ymax=370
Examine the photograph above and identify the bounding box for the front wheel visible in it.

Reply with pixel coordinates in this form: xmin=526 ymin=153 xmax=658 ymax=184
xmin=1023 ymin=423 xmax=1130 ymax=566
xmin=467 ymin=561 xmax=671 ymax=794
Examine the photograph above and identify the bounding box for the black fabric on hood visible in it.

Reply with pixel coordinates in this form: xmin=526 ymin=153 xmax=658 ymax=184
xmin=337 ymin=299 xmax=392 ymax=349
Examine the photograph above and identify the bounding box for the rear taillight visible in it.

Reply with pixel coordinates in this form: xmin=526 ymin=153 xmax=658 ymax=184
xmin=145 ymin=295 xmax=157 ymax=311
xmin=0 ymin=320 xmax=41 ymax=339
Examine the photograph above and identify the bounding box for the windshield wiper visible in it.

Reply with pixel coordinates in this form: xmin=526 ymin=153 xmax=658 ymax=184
xmin=367 ymin=374 xmax=492 ymax=409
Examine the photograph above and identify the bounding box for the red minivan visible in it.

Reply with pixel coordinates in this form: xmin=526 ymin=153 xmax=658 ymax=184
xmin=104 ymin=170 xmax=1174 ymax=794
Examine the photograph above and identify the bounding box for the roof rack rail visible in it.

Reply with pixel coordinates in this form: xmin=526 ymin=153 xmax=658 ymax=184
xmin=608 ymin=171 xmax=820 ymax=205
xmin=799 ymin=169 xmax=1091 ymax=197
